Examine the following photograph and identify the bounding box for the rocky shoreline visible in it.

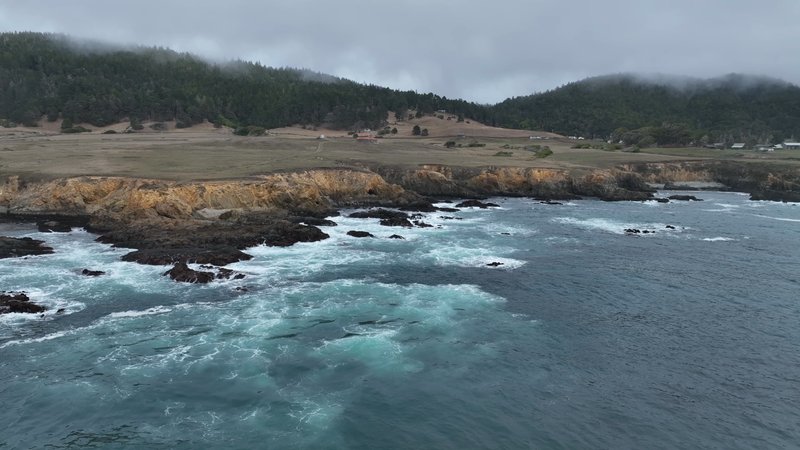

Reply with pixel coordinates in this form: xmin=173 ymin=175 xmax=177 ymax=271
xmin=1 ymin=161 xmax=798 ymax=297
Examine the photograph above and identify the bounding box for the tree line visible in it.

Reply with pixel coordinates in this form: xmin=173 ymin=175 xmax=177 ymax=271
xmin=2 ymin=33 xmax=799 ymax=146
xmin=492 ymin=74 xmax=800 ymax=145
xmin=0 ymin=32 xmax=489 ymax=131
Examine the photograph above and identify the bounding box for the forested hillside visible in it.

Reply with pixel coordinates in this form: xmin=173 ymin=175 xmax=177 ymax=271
xmin=492 ymin=74 xmax=800 ymax=146
xmin=0 ymin=32 xmax=488 ymax=130
xmin=2 ymin=32 xmax=799 ymax=146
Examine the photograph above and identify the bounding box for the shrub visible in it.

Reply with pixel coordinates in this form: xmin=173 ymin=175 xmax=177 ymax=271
xmin=412 ymin=125 xmax=421 ymax=136
xmin=494 ymin=151 xmax=514 ymax=157
xmin=444 ymin=141 xmax=456 ymax=148
xmin=467 ymin=142 xmax=485 ymax=147
xmin=421 ymin=128 xmax=429 ymax=136
xmin=61 ymin=126 xmax=91 ymax=133
xmin=102 ymin=130 xmax=117 ymax=134
xmin=233 ymin=125 xmax=266 ymax=136
xmin=535 ymin=147 xmax=553 ymax=158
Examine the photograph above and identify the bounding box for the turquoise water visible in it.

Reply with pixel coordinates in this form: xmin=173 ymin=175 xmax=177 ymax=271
xmin=1 ymin=192 xmax=799 ymax=449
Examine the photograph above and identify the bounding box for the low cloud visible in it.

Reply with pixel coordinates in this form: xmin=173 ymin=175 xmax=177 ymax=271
xmin=1 ymin=1 xmax=798 ymax=103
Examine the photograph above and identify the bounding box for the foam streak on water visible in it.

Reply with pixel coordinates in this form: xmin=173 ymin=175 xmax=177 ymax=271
xmin=1 ymin=192 xmax=799 ymax=449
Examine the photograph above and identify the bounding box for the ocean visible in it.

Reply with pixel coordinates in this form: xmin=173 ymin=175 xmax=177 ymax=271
xmin=1 ymin=192 xmax=798 ymax=449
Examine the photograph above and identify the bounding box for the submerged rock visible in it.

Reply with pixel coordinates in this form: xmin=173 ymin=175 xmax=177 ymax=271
xmin=0 ymin=237 xmax=54 ymax=259
xmin=0 ymin=292 xmax=46 ymax=314
xmin=486 ymin=262 xmax=505 ymax=267
xmin=388 ymin=234 xmax=405 ymax=239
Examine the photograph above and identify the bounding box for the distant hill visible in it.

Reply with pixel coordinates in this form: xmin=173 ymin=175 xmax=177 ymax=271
xmin=492 ymin=74 xmax=800 ymax=145
xmin=0 ymin=32 xmax=489 ymax=131
xmin=2 ymin=32 xmax=799 ymax=146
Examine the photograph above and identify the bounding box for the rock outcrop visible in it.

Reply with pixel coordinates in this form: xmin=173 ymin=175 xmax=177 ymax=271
xmin=0 ymin=292 xmax=46 ymax=314
xmin=0 ymin=237 xmax=54 ymax=259
xmin=163 ymin=262 xmax=215 ymax=284
xmin=1 ymin=160 xmax=796 ymax=271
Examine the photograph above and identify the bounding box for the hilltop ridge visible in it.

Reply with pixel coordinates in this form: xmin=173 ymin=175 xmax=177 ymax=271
xmin=2 ymin=32 xmax=799 ymax=146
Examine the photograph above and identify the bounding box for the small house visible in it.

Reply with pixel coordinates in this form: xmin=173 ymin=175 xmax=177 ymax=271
xmin=731 ymin=143 xmax=746 ymax=150
xmin=784 ymin=142 xmax=800 ymax=150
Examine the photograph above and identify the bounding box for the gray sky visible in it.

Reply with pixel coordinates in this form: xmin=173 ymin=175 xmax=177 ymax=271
xmin=1 ymin=1 xmax=798 ymax=104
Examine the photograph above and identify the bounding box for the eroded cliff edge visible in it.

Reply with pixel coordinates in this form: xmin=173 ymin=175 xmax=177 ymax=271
xmin=1 ymin=161 xmax=798 ymax=268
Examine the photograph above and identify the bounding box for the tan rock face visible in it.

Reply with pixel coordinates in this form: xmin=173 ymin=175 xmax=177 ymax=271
xmin=0 ymin=169 xmax=416 ymax=221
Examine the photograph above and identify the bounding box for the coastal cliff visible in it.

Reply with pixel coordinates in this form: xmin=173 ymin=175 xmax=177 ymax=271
xmin=1 ymin=160 xmax=798 ymax=269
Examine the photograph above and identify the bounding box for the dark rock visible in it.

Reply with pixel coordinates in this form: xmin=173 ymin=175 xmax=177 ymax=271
xmin=81 ymin=269 xmax=105 ymax=276
xmin=398 ymin=202 xmax=438 ymax=212
xmin=668 ymin=195 xmax=702 ymax=201
xmin=102 ymin=219 xmax=328 ymax=266
xmin=163 ymin=262 xmax=215 ymax=283
xmin=456 ymin=199 xmax=500 ymax=208
xmin=653 ymin=198 xmax=670 ymax=203
xmin=625 ymin=228 xmax=641 ymax=234
xmin=749 ymin=190 xmax=800 ymax=203
xmin=413 ymin=220 xmax=433 ymax=228
xmin=349 ymin=208 xmax=414 ymax=228
xmin=37 ymin=220 xmax=73 ymax=233
xmin=500 ymin=232 xmax=511 ymax=236
xmin=540 ymin=200 xmax=563 ymax=205
xmin=260 ymin=221 xmax=330 ymax=247
xmin=56 ymin=308 xmax=66 ymax=314
xmin=347 ymin=230 xmax=374 ymax=238
xmin=437 ymin=207 xmax=460 ymax=213
xmin=388 ymin=234 xmax=405 ymax=239
xmin=0 ymin=292 xmax=46 ymax=314
xmin=216 ymin=268 xmax=247 ymax=280
xmin=379 ymin=217 xmax=414 ymax=227
xmin=665 ymin=225 xmax=676 ymax=230
xmin=349 ymin=208 xmax=407 ymax=219
xmin=0 ymin=237 xmax=54 ymax=259
xmin=291 ymin=217 xmax=338 ymax=227
xmin=122 ymin=247 xmax=253 ymax=266
xmin=486 ymin=262 xmax=504 ymax=267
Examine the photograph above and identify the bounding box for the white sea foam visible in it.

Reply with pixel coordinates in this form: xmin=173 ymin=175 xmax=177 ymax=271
xmin=0 ymin=323 xmax=99 ymax=348
xmin=701 ymin=237 xmax=736 ymax=242
xmin=107 ymin=306 xmax=174 ymax=319
xmin=552 ymin=217 xmax=681 ymax=235
xmin=753 ymin=214 xmax=800 ymax=223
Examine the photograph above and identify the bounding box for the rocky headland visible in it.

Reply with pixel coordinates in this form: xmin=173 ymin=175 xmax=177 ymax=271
xmin=1 ymin=161 xmax=798 ymax=287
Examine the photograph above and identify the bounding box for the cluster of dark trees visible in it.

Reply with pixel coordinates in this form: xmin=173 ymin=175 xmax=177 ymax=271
xmin=0 ymin=32 xmax=489 ymax=131
xmin=493 ymin=74 xmax=800 ymax=145
xmin=2 ymin=33 xmax=799 ymax=146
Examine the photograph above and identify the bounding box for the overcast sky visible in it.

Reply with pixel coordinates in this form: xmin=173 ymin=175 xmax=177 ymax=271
xmin=1 ymin=1 xmax=798 ymax=103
